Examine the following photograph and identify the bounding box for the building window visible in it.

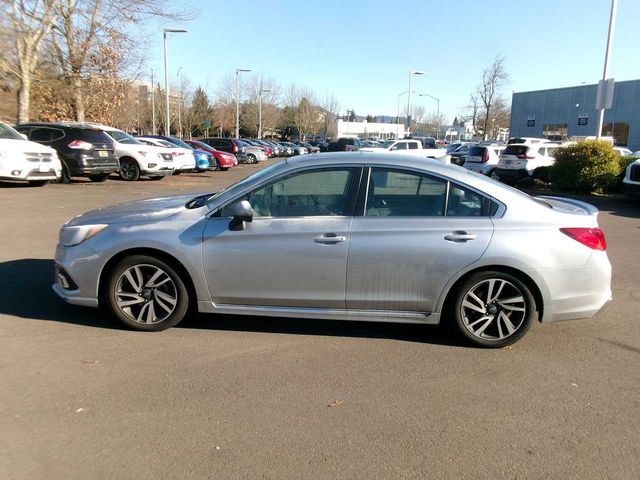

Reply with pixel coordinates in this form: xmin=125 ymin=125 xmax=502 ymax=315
xmin=602 ymin=123 xmax=629 ymax=146
xmin=542 ymin=124 xmax=568 ymax=141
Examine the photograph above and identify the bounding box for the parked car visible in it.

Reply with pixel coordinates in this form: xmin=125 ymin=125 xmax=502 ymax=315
xmin=199 ymin=138 xmax=251 ymax=164
xmin=622 ymin=158 xmax=640 ymax=198
xmin=613 ymin=147 xmax=633 ymax=157
xmin=410 ymin=136 xmax=437 ymax=149
xmin=463 ymin=145 xmax=506 ymax=176
xmin=360 ymin=138 xmax=446 ymax=160
xmin=327 ymin=138 xmax=362 ymax=152
xmin=183 ymin=140 xmax=237 ymax=170
xmin=141 ymin=135 xmax=212 ymax=172
xmin=295 ymin=141 xmax=320 ymax=153
xmin=260 ymin=140 xmax=283 ymax=156
xmin=15 ymin=122 xmax=118 ymax=183
xmin=241 ymin=139 xmax=273 ymax=157
xmin=493 ymin=143 xmax=556 ymax=184
xmin=52 ymin=153 xmax=611 ymax=348
xmin=97 ymin=125 xmax=174 ymax=181
xmin=0 ymin=122 xmax=62 ymax=186
xmin=253 ymin=139 xmax=280 ymax=157
xmin=308 ymin=140 xmax=329 ymax=152
xmin=279 ymin=141 xmax=307 ymax=156
xmin=447 ymin=142 xmax=475 ymax=166
xmin=136 ymin=137 xmax=196 ymax=174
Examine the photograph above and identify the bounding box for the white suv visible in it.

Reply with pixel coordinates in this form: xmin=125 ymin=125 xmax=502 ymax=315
xmin=463 ymin=145 xmax=505 ymax=175
xmin=136 ymin=137 xmax=196 ymax=174
xmin=0 ymin=122 xmax=62 ymax=186
xmin=98 ymin=126 xmax=174 ymax=181
xmin=494 ymin=143 xmax=557 ymax=183
xmin=623 ymin=158 xmax=640 ymax=198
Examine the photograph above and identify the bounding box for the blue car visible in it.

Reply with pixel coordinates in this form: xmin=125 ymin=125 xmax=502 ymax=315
xmin=143 ymin=135 xmax=214 ymax=172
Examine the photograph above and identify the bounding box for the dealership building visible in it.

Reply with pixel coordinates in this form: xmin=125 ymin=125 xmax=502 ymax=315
xmin=509 ymin=79 xmax=640 ymax=151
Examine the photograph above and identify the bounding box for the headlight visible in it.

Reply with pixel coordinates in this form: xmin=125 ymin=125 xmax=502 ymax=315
xmin=59 ymin=224 xmax=109 ymax=247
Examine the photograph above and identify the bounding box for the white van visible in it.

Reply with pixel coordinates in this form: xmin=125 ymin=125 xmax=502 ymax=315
xmin=0 ymin=122 xmax=62 ymax=186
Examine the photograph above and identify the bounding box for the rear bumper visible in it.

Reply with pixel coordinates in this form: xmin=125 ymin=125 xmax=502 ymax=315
xmin=534 ymin=252 xmax=612 ymax=323
xmin=141 ymin=167 xmax=173 ymax=176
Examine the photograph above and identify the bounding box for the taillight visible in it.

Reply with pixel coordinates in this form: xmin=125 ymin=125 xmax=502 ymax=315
xmin=560 ymin=228 xmax=607 ymax=251
xmin=516 ymin=154 xmax=535 ymax=159
xmin=233 ymin=144 xmax=238 ymax=153
xmin=344 ymin=145 xmax=348 ymax=151
xmin=482 ymin=150 xmax=489 ymax=162
xmin=68 ymin=140 xmax=93 ymax=150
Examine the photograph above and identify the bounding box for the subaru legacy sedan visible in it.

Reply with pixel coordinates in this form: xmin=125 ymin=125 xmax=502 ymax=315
xmin=53 ymin=153 xmax=612 ymax=348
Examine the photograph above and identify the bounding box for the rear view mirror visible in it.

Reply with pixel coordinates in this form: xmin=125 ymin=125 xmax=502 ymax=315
xmin=229 ymin=200 xmax=253 ymax=231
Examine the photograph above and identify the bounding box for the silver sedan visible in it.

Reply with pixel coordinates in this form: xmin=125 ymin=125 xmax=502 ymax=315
xmin=53 ymin=153 xmax=612 ymax=347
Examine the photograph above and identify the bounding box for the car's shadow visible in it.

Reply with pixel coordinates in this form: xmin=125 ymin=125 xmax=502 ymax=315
xmin=0 ymin=258 xmax=461 ymax=346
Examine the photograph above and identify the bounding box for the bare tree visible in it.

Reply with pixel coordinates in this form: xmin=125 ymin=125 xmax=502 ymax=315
xmin=476 ymin=56 xmax=509 ymax=140
xmin=0 ymin=0 xmax=61 ymax=122
xmin=283 ymin=83 xmax=319 ymax=140
xmin=319 ymin=91 xmax=340 ymax=140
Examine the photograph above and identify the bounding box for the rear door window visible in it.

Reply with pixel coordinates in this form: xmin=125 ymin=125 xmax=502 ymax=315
xmin=502 ymin=145 xmax=529 ymax=156
xmin=75 ymin=129 xmax=112 ymax=143
xmin=467 ymin=146 xmax=485 ymax=157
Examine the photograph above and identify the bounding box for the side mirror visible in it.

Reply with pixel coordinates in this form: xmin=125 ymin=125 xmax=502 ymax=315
xmin=228 ymin=200 xmax=253 ymax=231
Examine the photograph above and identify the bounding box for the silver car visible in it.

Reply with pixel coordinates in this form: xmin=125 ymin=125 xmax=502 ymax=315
xmin=53 ymin=153 xmax=612 ymax=347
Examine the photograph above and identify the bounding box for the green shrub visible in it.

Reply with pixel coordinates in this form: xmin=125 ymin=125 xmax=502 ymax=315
xmin=549 ymin=140 xmax=624 ymax=193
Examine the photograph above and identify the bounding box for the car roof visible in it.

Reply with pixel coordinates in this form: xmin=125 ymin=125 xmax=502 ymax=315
xmin=16 ymin=121 xmax=107 ymax=130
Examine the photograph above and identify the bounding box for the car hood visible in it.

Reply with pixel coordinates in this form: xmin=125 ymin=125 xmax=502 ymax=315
xmin=66 ymin=194 xmax=200 ymax=226
xmin=0 ymin=138 xmax=57 ymax=154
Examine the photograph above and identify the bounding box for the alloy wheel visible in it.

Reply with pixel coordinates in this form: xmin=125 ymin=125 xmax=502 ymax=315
xmin=114 ymin=264 xmax=178 ymax=324
xmin=460 ymin=278 xmax=527 ymax=341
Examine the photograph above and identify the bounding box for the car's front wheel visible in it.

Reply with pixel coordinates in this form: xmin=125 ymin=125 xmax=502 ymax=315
xmin=106 ymin=255 xmax=189 ymax=331
xmin=451 ymin=271 xmax=535 ymax=348
xmin=120 ymin=159 xmax=140 ymax=181
xmin=247 ymin=154 xmax=257 ymax=164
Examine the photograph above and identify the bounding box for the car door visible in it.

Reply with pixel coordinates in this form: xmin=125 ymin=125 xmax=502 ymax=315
xmin=202 ymin=166 xmax=363 ymax=308
xmin=346 ymin=167 xmax=494 ymax=313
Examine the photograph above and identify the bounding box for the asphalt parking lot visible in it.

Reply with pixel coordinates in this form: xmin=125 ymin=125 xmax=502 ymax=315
xmin=1 ymin=160 xmax=639 ymax=480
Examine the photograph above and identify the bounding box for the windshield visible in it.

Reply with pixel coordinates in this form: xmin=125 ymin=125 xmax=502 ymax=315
xmin=0 ymin=123 xmax=26 ymax=140
xmin=205 ymin=161 xmax=286 ymax=209
xmin=109 ymin=130 xmax=142 ymax=145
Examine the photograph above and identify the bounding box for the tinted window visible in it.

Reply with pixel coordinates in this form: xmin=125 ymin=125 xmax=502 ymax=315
xmin=447 ymin=183 xmax=484 ymax=217
xmin=503 ymin=145 xmax=529 ymax=156
xmin=74 ymin=129 xmax=112 ymax=143
xmin=394 ymin=142 xmax=408 ymax=150
xmin=110 ymin=130 xmax=142 ymax=144
xmin=30 ymin=128 xmax=55 ymax=142
xmin=0 ymin=123 xmax=25 ymax=140
xmin=365 ymin=169 xmax=446 ymax=217
xmin=408 ymin=142 xmax=419 ymax=150
xmin=223 ymin=168 xmax=358 ymax=218
xmin=467 ymin=147 xmax=486 ymax=156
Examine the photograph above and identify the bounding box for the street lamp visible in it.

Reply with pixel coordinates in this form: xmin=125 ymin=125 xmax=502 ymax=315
xmin=397 ymin=90 xmax=412 ymax=138
xmin=596 ymin=0 xmax=618 ymax=139
xmin=176 ymin=67 xmax=183 ymax=139
xmin=406 ymin=70 xmax=425 ymax=135
xmin=419 ymin=93 xmax=440 ymax=140
xmin=235 ymin=68 xmax=252 ymax=138
xmin=258 ymin=87 xmax=271 ymax=139
xmin=163 ymin=28 xmax=187 ymax=136
xmin=151 ymin=68 xmax=156 ymax=135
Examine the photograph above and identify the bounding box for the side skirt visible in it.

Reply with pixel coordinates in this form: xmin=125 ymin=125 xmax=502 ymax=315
xmin=197 ymin=301 xmax=440 ymax=325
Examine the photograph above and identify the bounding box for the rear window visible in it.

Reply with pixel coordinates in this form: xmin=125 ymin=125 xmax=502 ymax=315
xmin=503 ymin=145 xmax=529 ymax=156
xmin=467 ymin=146 xmax=486 ymax=156
xmin=74 ymin=129 xmax=112 ymax=143
xmin=507 ymin=137 xmax=528 ymax=145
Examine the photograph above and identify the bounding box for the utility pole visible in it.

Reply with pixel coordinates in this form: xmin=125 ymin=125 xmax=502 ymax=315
xmin=596 ymin=0 xmax=617 ymax=139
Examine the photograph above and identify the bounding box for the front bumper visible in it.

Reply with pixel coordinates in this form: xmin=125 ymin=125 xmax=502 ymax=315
xmin=0 ymin=166 xmax=61 ymax=182
xmin=53 ymin=242 xmax=103 ymax=308
xmin=141 ymin=167 xmax=174 ymax=176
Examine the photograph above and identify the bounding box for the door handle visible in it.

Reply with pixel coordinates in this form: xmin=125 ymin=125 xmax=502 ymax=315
xmin=444 ymin=231 xmax=477 ymax=242
xmin=314 ymin=233 xmax=347 ymax=244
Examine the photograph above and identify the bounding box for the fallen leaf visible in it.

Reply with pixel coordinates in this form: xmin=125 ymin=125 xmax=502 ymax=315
xmin=81 ymin=360 xmax=99 ymax=364
xmin=76 ymin=408 xmax=85 ymax=413
xmin=327 ymin=400 xmax=344 ymax=408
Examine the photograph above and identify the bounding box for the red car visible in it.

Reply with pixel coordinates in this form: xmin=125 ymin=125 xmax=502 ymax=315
xmin=184 ymin=140 xmax=237 ymax=170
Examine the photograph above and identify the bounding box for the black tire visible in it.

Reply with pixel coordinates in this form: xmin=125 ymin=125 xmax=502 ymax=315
xmin=450 ymin=271 xmax=536 ymax=348
xmin=59 ymin=164 xmax=71 ymax=184
xmin=247 ymin=154 xmax=257 ymax=164
xmin=88 ymin=173 xmax=110 ymax=182
xmin=106 ymin=255 xmax=189 ymax=331
xmin=220 ymin=167 xmax=229 ymax=171
xmin=173 ymin=170 xmax=182 ymax=175
xmin=214 ymin=160 xmax=220 ymax=171
xmin=148 ymin=176 xmax=165 ymax=181
xmin=28 ymin=180 xmax=48 ymax=186
xmin=119 ymin=158 xmax=140 ymax=181
xmin=486 ymin=168 xmax=496 ymax=177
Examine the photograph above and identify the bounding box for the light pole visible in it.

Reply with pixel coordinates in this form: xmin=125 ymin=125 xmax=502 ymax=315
xmin=419 ymin=93 xmax=440 ymax=140
xmin=406 ymin=70 xmax=425 ymax=135
xmin=397 ymin=90 xmax=412 ymax=138
xmin=151 ymin=68 xmax=156 ymax=135
xmin=176 ymin=67 xmax=183 ymax=139
xmin=163 ymin=28 xmax=187 ymax=136
xmin=258 ymin=87 xmax=271 ymax=139
xmin=235 ymin=68 xmax=251 ymax=138
xmin=596 ymin=0 xmax=618 ymax=139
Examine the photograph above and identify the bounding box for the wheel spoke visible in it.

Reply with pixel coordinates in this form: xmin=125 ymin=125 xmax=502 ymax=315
xmin=116 ymin=292 xmax=144 ymax=308
xmin=154 ymin=291 xmax=176 ymax=313
xmin=498 ymin=311 xmax=516 ymax=336
xmin=467 ymin=292 xmax=485 ymax=311
xmin=136 ymin=302 xmax=151 ymax=322
xmin=485 ymin=279 xmax=496 ymax=304
xmin=474 ymin=316 xmax=495 ymax=337
xmin=125 ymin=267 xmax=143 ymax=292
xmin=491 ymin=280 xmax=506 ymax=303
xmin=463 ymin=299 xmax=486 ymax=314
xmin=145 ymin=268 xmax=165 ymax=288
xmin=467 ymin=315 xmax=493 ymax=329
xmin=146 ymin=301 xmax=156 ymax=324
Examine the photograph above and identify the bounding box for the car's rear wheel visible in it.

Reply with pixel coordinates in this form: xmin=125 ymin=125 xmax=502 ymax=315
xmin=451 ymin=271 xmax=535 ymax=348
xmin=106 ymin=255 xmax=189 ymax=331
xmin=59 ymin=164 xmax=71 ymax=184
xmin=172 ymin=170 xmax=182 ymax=175
xmin=120 ymin=159 xmax=140 ymax=181
xmin=247 ymin=154 xmax=257 ymax=164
